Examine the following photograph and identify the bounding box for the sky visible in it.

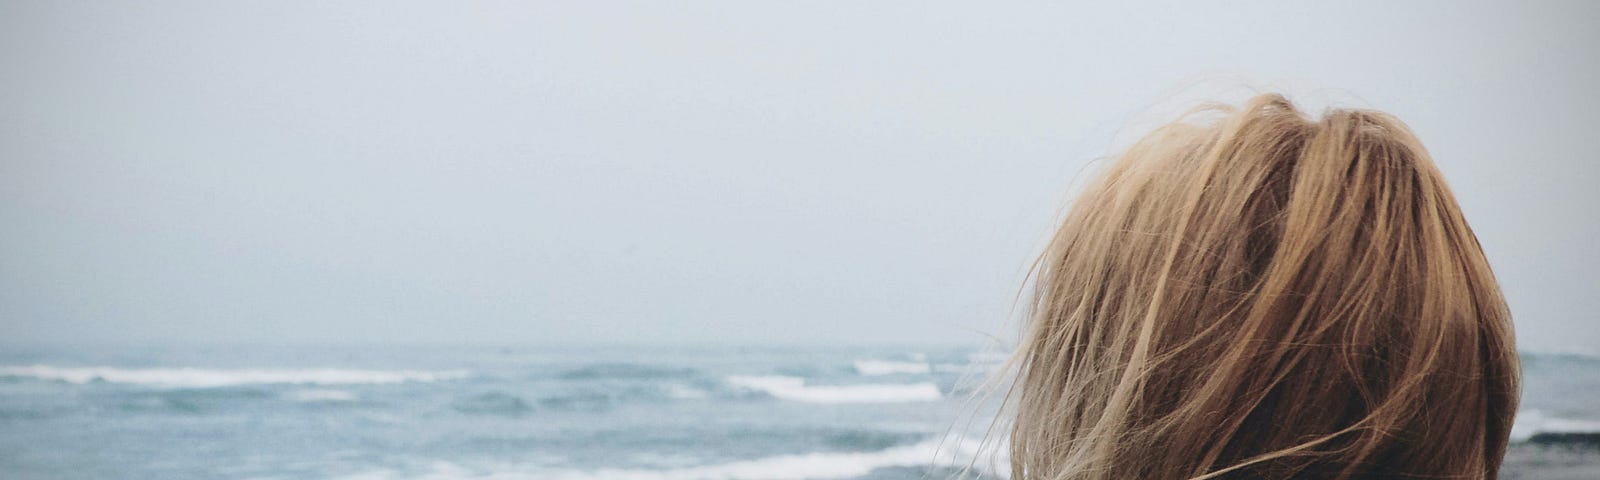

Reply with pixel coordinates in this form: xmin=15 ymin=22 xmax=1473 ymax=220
xmin=1 ymin=1 xmax=1596 ymax=351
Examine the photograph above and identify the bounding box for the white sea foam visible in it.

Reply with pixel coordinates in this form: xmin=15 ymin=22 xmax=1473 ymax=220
xmin=0 ymin=365 xmax=469 ymax=388
xmin=662 ymin=384 xmax=709 ymax=400
xmin=289 ymin=389 xmax=359 ymax=402
xmin=726 ymin=375 xmax=942 ymax=404
xmin=545 ymin=436 xmax=995 ymax=480
xmin=852 ymin=359 xmax=931 ymax=376
xmin=335 ymin=435 xmax=1005 ymax=480
xmin=1509 ymin=409 xmax=1600 ymax=442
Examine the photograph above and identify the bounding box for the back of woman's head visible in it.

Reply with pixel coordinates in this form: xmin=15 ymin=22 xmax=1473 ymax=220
xmin=1009 ymin=94 xmax=1519 ymax=479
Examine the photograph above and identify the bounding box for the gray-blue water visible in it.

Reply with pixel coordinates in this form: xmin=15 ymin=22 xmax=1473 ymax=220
xmin=0 ymin=345 xmax=1595 ymax=479
xmin=0 ymin=345 xmax=1008 ymax=479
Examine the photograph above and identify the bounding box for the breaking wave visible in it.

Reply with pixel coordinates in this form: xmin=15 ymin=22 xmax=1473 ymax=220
xmin=725 ymin=375 xmax=942 ymax=404
xmin=287 ymin=389 xmax=359 ymax=402
xmin=334 ymin=435 xmax=1004 ymax=480
xmin=1511 ymin=410 xmax=1600 ymax=443
xmin=852 ymin=360 xmax=931 ymax=376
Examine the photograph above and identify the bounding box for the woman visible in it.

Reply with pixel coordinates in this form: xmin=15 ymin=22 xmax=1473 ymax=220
xmin=1007 ymin=94 xmax=1520 ymax=479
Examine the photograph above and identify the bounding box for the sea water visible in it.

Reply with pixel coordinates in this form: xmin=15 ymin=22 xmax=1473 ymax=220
xmin=0 ymin=345 xmax=1594 ymax=479
xmin=0 ymin=345 xmax=1008 ymax=479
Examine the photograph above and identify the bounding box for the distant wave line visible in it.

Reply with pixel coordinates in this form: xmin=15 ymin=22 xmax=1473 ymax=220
xmin=0 ymin=365 xmax=470 ymax=388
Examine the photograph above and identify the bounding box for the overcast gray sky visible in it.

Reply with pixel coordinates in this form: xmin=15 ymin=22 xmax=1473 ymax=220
xmin=2 ymin=1 xmax=1596 ymax=351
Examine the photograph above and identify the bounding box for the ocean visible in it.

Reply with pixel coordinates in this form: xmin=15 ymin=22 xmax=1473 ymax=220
xmin=0 ymin=345 xmax=1595 ymax=479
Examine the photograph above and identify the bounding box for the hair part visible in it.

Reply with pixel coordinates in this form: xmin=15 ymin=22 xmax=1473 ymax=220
xmin=1008 ymin=94 xmax=1519 ymax=479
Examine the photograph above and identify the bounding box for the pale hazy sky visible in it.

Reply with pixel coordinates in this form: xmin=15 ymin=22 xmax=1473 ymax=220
xmin=2 ymin=2 xmax=1596 ymax=351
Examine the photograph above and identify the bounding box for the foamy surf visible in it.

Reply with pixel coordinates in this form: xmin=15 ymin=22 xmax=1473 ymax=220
xmin=289 ymin=389 xmax=359 ymax=402
xmin=852 ymin=360 xmax=931 ymax=376
xmin=1510 ymin=410 xmax=1600 ymax=442
xmin=726 ymin=375 xmax=942 ymax=404
xmin=0 ymin=365 xmax=470 ymax=388
xmin=545 ymin=436 xmax=998 ymax=480
xmin=336 ymin=435 xmax=1005 ymax=480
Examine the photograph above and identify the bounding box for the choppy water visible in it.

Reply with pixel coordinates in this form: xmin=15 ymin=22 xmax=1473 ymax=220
xmin=0 ymin=345 xmax=1595 ymax=479
xmin=0 ymin=345 xmax=1009 ymax=479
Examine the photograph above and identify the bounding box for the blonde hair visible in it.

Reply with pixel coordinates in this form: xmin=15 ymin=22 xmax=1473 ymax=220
xmin=1007 ymin=94 xmax=1519 ymax=479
